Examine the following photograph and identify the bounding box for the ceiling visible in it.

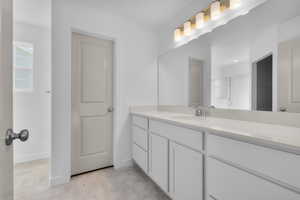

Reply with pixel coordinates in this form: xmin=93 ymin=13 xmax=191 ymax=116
xmin=14 ymin=0 xmax=51 ymax=28
xmin=13 ymin=0 xmax=212 ymax=31
xmin=70 ymin=0 xmax=212 ymax=31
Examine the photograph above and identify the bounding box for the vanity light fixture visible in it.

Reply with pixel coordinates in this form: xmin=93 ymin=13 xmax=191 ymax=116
xmin=174 ymin=28 xmax=183 ymax=42
xmin=210 ymin=1 xmax=221 ymax=20
xmin=173 ymin=0 xmax=268 ymax=45
xmin=230 ymin=0 xmax=241 ymax=9
xmin=184 ymin=21 xmax=192 ymax=36
xmin=196 ymin=12 xmax=205 ymax=29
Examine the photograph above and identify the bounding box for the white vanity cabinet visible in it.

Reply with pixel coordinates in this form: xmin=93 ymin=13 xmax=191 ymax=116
xmin=169 ymin=142 xmax=203 ymax=200
xmin=207 ymin=158 xmax=300 ymax=200
xmin=131 ymin=113 xmax=300 ymax=200
xmin=149 ymin=119 xmax=204 ymax=199
xmin=131 ymin=115 xmax=204 ymax=199
xmin=207 ymin=134 xmax=300 ymax=200
xmin=148 ymin=133 xmax=169 ymax=193
xmin=132 ymin=116 xmax=149 ymax=174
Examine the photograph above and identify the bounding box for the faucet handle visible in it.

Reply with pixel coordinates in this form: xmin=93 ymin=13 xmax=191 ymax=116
xmin=195 ymin=108 xmax=206 ymax=117
xmin=195 ymin=108 xmax=201 ymax=116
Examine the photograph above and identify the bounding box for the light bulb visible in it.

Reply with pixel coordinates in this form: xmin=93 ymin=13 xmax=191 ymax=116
xmin=196 ymin=12 xmax=205 ymax=29
xmin=210 ymin=1 xmax=221 ymax=20
xmin=230 ymin=0 xmax=241 ymax=9
xmin=174 ymin=28 xmax=182 ymax=42
xmin=184 ymin=21 xmax=192 ymax=36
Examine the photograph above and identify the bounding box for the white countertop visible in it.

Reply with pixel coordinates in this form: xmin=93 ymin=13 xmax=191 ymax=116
xmin=131 ymin=110 xmax=300 ymax=155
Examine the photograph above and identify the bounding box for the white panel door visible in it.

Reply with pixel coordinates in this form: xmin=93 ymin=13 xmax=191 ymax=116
xmin=71 ymin=33 xmax=113 ymax=175
xmin=169 ymin=142 xmax=203 ymax=200
xmin=149 ymin=133 xmax=169 ymax=193
xmin=0 ymin=0 xmax=14 ymax=199
xmin=278 ymin=37 xmax=300 ymax=113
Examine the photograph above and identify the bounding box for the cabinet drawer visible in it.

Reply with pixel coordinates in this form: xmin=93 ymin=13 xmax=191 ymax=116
xmin=149 ymin=120 xmax=203 ymax=152
xmin=133 ymin=144 xmax=148 ymax=173
xmin=132 ymin=125 xmax=148 ymax=151
xmin=208 ymin=158 xmax=300 ymax=200
xmin=132 ymin=115 xmax=148 ymax=129
xmin=207 ymin=134 xmax=300 ymax=189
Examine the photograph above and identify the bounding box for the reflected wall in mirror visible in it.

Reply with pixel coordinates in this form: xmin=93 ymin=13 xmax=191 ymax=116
xmin=159 ymin=38 xmax=211 ymax=107
xmin=158 ymin=0 xmax=300 ymax=113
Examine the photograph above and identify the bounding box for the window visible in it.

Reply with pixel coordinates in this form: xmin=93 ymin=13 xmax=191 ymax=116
xmin=13 ymin=42 xmax=34 ymax=92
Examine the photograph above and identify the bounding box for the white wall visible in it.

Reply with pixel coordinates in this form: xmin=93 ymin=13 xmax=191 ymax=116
xmin=13 ymin=22 xmax=51 ymax=163
xmin=51 ymin=0 xmax=158 ymax=185
xmin=279 ymin=15 xmax=300 ymax=42
xmin=159 ymin=38 xmax=211 ymax=106
xmin=14 ymin=0 xmax=51 ymax=29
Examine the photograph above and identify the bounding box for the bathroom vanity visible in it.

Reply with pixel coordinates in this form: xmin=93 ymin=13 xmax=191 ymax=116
xmin=130 ymin=1 xmax=300 ymax=199
xmin=131 ymin=109 xmax=300 ymax=200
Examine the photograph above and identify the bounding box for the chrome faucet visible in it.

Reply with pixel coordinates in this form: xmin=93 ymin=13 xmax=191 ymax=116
xmin=195 ymin=106 xmax=207 ymax=118
xmin=194 ymin=105 xmax=215 ymax=118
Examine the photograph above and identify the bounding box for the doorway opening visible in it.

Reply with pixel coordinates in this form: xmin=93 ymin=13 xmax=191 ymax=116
xmin=252 ymin=54 xmax=273 ymax=111
xmin=13 ymin=0 xmax=51 ymax=199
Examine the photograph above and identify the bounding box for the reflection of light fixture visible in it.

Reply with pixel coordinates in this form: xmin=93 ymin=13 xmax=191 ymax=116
xmin=184 ymin=21 xmax=192 ymax=36
xmin=233 ymin=59 xmax=239 ymax=63
xmin=210 ymin=1 xmax=221 ymax=20
xmin=174 ymin=28 xmax=182 ymax=42
xmin=230 ymin=0 xmax=241 ymax=9
xmin=196 ymin=12 xmax=205 ymax=29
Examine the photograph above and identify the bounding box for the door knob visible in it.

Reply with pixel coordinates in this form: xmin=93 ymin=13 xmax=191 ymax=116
xmin=5 ymin=129 xmax=29 ymax=146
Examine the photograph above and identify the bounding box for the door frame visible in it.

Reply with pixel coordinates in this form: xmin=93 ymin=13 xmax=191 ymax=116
xmin=69 ymin=28 xmax=118 ymax=173
xmin=251 ymin=52 xmax=273 ymax=111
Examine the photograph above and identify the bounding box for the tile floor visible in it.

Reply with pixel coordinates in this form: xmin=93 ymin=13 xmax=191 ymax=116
xmin=14 ymin=160 xmax=170 ymax=200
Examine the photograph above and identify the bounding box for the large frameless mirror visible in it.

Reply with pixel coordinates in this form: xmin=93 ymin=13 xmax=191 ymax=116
xmin=158 ymin=0 xmax=300 ymax=113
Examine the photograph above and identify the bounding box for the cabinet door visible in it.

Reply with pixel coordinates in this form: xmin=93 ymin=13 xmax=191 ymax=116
xmin=208 ymin=158 xmax=300 ymax=200
xmin=149 ymin=133 xmax=169 ymax=193
xmin=169 ymin=142 xmax=203 ymax=200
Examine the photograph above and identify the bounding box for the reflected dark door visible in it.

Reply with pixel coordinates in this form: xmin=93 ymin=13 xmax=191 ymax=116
xmin=256 ymin=55 xmax=273 ymax=111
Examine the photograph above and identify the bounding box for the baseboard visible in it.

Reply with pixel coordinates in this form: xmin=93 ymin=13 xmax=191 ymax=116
xmin=114 ymin=159 xmax=133 ymax=169
xmin=14 ymin=152 xmax=50 ymax=164
xmin=49 ymin=160 xmax=132 ymax=186
xmin=50 ymin=175 xmax=70 ymax=186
